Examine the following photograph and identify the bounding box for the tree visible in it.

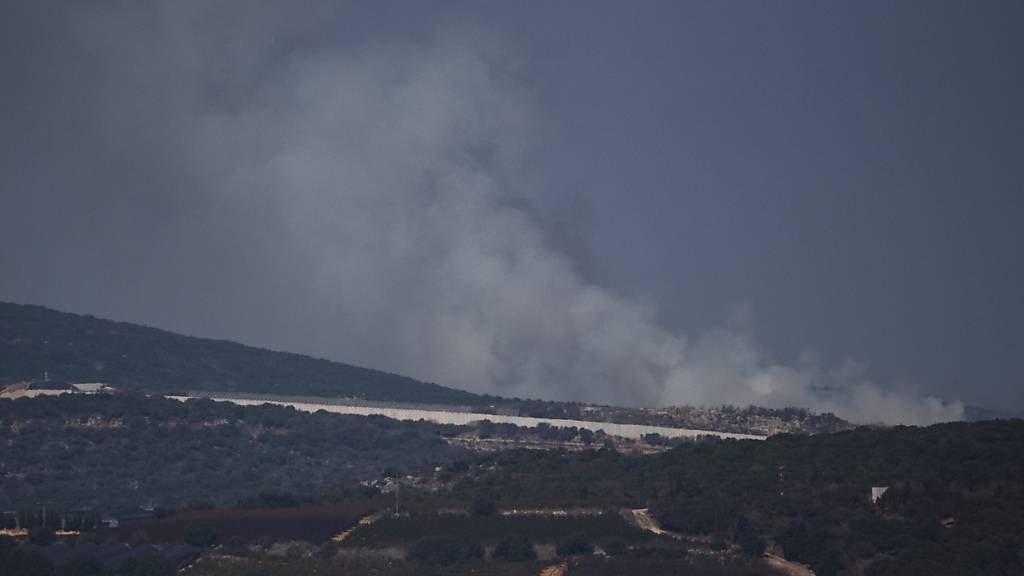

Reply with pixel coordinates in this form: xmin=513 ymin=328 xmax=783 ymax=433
xmin=28 ymin=527 xmax=55 ymax=547
xmin=556 ymin=533 xmax=594 ymax=557
xmin=493 ymin=535 xmax=536 ymax=562
xmin=0 ymin=545 xmax=53 ymax=576
xmin=737 ymin=529 xmax=766 ymax=557
xmin=599 ymin=539 xmax=627 ymax=556
xmin=471 ymin=493 xmax=497 ymax=517
xmin=58 ymin=554 xmax=105 ymax=576
xmin=183 ymin=523 xmax=217 ymax=548
xmin=117 ymin=553 xmax=175 ymax=576
xmin=407 ymin=536 xmax=483 ymax=566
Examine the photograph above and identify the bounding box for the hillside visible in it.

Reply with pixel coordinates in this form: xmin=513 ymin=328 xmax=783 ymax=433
xmin=0 ymin=301 xmax=484 ymax=405
xmin=2 ymin=393 xmax=1021 ymax=576
xmin=451 ymin=420 xmax=1024 ymax=575
xmin=0 ymin=302 xmax=857 ymax=435
xmin=0 ymin=393 xmax=467 ymax=510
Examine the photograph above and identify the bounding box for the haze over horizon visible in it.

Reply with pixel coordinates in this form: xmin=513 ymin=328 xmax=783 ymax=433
xmin=2 ymin=2 xmax=1022 ymax=424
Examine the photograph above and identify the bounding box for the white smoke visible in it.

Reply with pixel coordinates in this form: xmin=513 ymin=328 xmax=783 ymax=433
xmin=68 ymin=3 xmax=962 ymax=425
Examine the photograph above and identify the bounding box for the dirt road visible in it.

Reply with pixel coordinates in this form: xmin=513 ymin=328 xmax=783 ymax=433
xmin=764 ymin=553 xmax=816 ymax=576
xmin=627 ymin=508 xmax=680 ymax=539
xmin=538 ymin=562 xmax=567 ymax=576
xmin=627 ymin=508 xmax=816 ymax=576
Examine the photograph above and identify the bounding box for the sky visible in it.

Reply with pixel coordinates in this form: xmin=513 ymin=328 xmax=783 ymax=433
xmin=1 ymin=1 xmax=1022 ymax=423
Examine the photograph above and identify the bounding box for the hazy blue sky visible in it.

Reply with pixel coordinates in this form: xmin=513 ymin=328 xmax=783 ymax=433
xmin=2 ymin=1 xmax=1021 ymax=419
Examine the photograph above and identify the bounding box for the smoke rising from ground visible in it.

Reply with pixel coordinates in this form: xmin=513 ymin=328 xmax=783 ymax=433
xmin=3 ymin=3 xmax=963 ymax=425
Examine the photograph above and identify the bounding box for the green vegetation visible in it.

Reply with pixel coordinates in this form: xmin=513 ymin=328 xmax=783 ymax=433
xmin=407 ymin=536 xmax=484 ymax=566
xmin=0 ymin=393 xmax=464 ymax=510
xmin=28 ymin=529 xmax=55 ymax=547
xmin=555 ymin=533 xmax=594 ymax=557
xmin=0 ymin=301 xmax=483 ymax=404
xmin=0 ymin=302 xmax=853 ymax=435
xmin=0 ymin=537 xmax=177 ymax=576
xmin=2 ymin=356 xmax=1021 ymax=575
xmin=470 ymin=493 xmax=497 ymax=516
xmin=492 ymin=534 xmax=536 ymax=562
xmin=174 ymin=555 xmax=774 ymax=576
xmin=449 ymin=420 xmax=1024 ymax=575
xmin=183 ymin=524 xmax=217 ymax=548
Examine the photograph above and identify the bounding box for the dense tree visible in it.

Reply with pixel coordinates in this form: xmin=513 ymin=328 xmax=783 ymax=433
xmin=116 ymin=554 xmax=175 ymax=576
xmin=0 ymin=541 xmax=52 ymax=576
xmin=492 ymin=534 xmax=536 ymax=562
xmin=471 ymin=493 xmax=497 ymax=517
xmin=452 ymin=420 xmax=1024 ymax=575
xmin=407 ymin=536 xmax=484 ymax=566
xmin=28 ymin=528 xmax=55 ymax=547
xmin=0 ymin=302 xmax=488 ymax=405
xmin=0 ymin=394 xmax=466 ymax=511
xmin=183 ymin=524 xmax=218 ymax=548
xmin=556 ymin=533 xmax=594 ymax=557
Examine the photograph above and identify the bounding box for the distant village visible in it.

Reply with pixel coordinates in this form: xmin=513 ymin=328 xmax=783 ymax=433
xmin=0 ymin=377 xmax=116 ymax=399
xmin=0 ymin=378 xmax=116 ymax=399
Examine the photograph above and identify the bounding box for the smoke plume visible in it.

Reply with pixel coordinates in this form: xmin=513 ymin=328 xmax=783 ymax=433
xmin=5 ymin=2 xmax=963 ymax=425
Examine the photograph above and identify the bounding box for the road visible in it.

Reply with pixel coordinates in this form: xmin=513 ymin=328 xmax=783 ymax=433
xmin=628 ymin=508 xmax=679 ymax=538
xmin=763 ymin=553 xmax=816 ymax=576
xmin=627 ymin=508 xmax=816 ymax=576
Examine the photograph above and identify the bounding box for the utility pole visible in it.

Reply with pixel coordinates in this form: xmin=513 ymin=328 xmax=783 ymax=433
xmin=394 ymin=478 xmax=400 ymax=516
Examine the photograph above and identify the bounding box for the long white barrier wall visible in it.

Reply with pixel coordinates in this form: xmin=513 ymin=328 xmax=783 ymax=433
xmin=167 ymin=394 xmax=766 ymax=441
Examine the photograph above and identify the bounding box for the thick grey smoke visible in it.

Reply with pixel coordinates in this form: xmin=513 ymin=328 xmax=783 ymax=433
xmin=10 ymin=2 xmax=963 ymax=425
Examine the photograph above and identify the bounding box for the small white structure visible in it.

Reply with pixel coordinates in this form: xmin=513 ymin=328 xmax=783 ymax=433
xmin=72 ymin=383 xmax=114 ymax=394
xmin=0 ymin=381 xmax=115 ymax=399
xmin=871 ymin=486 xmax=889 ymax=504
xmin=0 ymin=381 xmax=73 ymax=399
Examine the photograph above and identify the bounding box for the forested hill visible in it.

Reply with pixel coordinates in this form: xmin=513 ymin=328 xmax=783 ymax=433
xmin=0 ymin=301 xmax=484 ymax=405
xmin=455 ymin=419 xmax=1024 ymax=575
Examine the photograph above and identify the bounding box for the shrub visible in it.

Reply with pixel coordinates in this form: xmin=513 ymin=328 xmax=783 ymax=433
xmin=471 ymin=494 xmax=497 ymax=517
xmin=185 ymin=499 xmax=215 ymax=511
xmin=599 ymin=539 xmax=627 ymax=556
xmin=60 ymin=554 xmax=104 ymax=576
xmin=237 ymin=491 xmax=300 ymax=509
xmin=492 ymin=534 xmax=536 ymax=562
xmin=183 ymin=523 xmax=218 ymax=548
xmin=317 ymin=541 xmax=340 ymax=560
xmin=0 ymin=545 xmax=53 ymax=576
xmin=117 ymin=552 xmax=175 ymax=576
xmin=632 ymin=545 xmax=688 ymax=559
xmin=28 ymin=527 xmax=55 ymax=547
xmin=737 ymin=530 xmax=767 ymax=557
xmin=407 ymin=536 xmax=484 ymax=566
xmin=556 ymin=533 xmax=593 ymax=557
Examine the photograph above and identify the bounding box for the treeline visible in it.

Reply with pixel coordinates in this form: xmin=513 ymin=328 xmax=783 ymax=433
xmin=0 ymin=302 xmax=852 ymax=436
xmin=0 ymin=394 xmax=465 ymax=511
xmin=0 ymin=537 xmax=187 ymax=576
xmin=444 ymin=420 xmax=1024 ymax=576
xmin=0 ymin=301 xmax=484 ymax=405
